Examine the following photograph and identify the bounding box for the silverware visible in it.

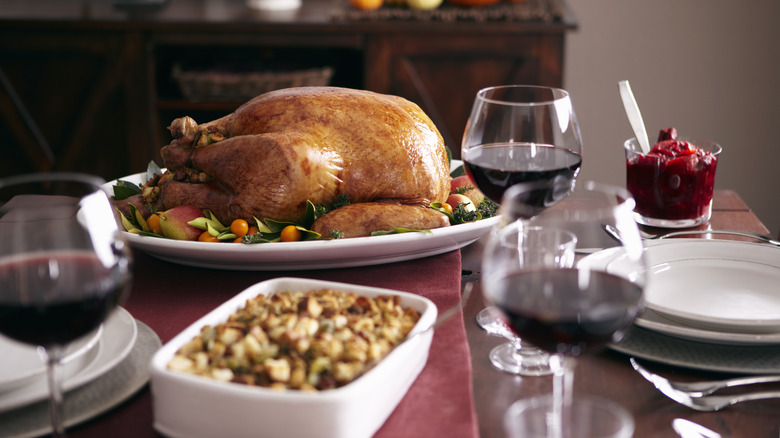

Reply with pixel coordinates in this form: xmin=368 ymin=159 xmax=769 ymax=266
xmin=603 ymin=224 xmax=780 ymax=247
xmin=631 ymin=358 xmax=780 ymax=411
xmin=672 ymin=418 xmax=721 ymax=438
xmin=630 ymin=358 xmax=780 ymax=396
xmin=618 ymin=80 xmax=651 ymax=154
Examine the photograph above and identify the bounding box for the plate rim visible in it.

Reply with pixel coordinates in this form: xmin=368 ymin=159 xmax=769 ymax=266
xmin=103 ymin=164 xmax=498 ymax=270
xmin=0 ymin=326 xmax=102 ymax=393
xmin=584 ymin=239 xmax=780 ymax=343
xmin=635 ymin=308 xmax=780 ymax=346
xmin=0 ymin=320 xmax=160 ymax=438
xmin=0 ymin=307 xmax=138 ymax=412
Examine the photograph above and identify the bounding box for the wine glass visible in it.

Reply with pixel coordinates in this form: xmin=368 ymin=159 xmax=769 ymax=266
xmin=462 ymin=85 xmax=582 ymax=375
xmin=480 ymin=220 xmax=577 ymax=376
xmin=484 ymin=181 xmax=646 ymax=438
xmin=0 ymin=173 xmax=133 ymax=437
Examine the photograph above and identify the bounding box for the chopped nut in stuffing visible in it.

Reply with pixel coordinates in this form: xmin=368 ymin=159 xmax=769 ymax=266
xmin=168 ymin=289 xmax=421 ymax=391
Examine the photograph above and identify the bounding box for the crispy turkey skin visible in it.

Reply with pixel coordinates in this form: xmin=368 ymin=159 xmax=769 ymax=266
xmin=119 ymin=87 xmax=451 ymax=237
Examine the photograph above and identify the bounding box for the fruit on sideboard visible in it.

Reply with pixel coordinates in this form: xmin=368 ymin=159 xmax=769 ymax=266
xmin=407 ymin=0 xmax=443 ymax=11
xmin=350 ymin=0 xmax=383 ymax=10
xmin=447 ymin=0 xmax=501 ymax=7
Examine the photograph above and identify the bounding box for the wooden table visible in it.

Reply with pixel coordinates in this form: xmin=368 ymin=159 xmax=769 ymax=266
xmin=7 ymin=189 xmax=776 ymax=437
xmin=461 ymin=190 xmax=780 ymax=437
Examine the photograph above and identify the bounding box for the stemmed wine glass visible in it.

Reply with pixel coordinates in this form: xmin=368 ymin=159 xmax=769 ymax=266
xmin=0 ymin=173 xmax=133 ymax=437
xmin=479 ymin=219 xmax=578 ymax=375
xmin=484 ymin=181 xmax=646 ymax=438
xmin=462 ymin=85 xmax=582 ymax=376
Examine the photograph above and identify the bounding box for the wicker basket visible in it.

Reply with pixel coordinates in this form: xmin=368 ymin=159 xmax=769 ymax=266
xmin=172 ymin=64 xmax=335 ymax=101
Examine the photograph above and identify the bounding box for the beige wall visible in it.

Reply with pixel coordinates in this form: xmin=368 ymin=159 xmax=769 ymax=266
xmin=563 ymin=0 xmax=780 ymax=237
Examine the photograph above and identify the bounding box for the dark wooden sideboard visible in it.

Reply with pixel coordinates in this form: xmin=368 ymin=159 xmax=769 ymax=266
xmin=0 ymin=0 xmax=576 ymax=182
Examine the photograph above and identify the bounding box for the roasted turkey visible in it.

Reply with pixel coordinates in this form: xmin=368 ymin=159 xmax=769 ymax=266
xmin=117 ymin=87 xmax=451 ymax=237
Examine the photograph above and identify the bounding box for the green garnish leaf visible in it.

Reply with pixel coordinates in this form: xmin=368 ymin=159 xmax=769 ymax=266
xmin=252 ymin=217 xmax=273 ymax=234
xmin=264 ymin=219 xmax=294 ymax=233
xmin=137 ymin=231 xmax=164 ymax=238
xmin=303 ymin=200 xmax=318 ymax=229
xmin=477 ymin=198 xmax=499 ymax=219
xmin=371 ymin=228 xmax=433 ymax=236
xmin=112 ymin=180 xmax=141 ymax=201
xmin=450 ymin=163 xmax=466 ymax=178
xmin=451 ymin=202 xmax=482 ymax=224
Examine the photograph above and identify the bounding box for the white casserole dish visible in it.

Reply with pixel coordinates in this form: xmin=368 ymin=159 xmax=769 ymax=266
xmin=149 ymin=277 xmax=437 ymax=438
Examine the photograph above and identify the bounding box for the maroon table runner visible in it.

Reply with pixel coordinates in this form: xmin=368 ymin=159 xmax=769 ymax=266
xmin=70 ymin=248 xmax=478 ymax=438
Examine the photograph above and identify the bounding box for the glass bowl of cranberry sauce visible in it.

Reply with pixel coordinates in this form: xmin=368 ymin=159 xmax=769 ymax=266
xmin=624 ymin=129 xmax=721 ymax=228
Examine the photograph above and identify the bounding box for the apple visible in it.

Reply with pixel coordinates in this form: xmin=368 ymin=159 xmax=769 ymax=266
xmin=407 ymin=0 xmax=442 ymax=10
xmin=446 ymin=194 xmax=475 ymax=212
xmin=159 ymin=205 xmax=206 ymax=241
xmin=450 ymin=175 xmax=485 ymax=206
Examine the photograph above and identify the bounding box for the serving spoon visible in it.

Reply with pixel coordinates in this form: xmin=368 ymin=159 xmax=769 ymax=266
xmin=618 ymin=80 xmax=651 ymax=154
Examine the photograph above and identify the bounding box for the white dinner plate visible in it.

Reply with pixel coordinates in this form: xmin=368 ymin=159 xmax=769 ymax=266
xmin=0 ymin=321 xmax=160 ymax=438
xmin=0 ymin=327 xmax=102 ymax=394
xmin=0 ymin=307 xmax=137 ymax=412
xmin=102 ymin=162 xmax=498 ymax=271
xmin=582 ymin=239 xmax=780 ymax=335
xmin=635 ymin=308 xmax=780 ymax=346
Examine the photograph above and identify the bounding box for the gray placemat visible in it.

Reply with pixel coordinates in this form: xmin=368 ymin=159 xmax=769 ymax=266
xmin=611 ymin=325 xmax=780 ymax=375
xmin=0 ymin=321 xmax=161 ymax=438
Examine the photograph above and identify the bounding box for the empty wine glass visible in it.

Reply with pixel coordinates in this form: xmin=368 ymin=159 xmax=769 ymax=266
xmin=483 ymin=181 xmax=646 ymax=438
xmin=0 ymin=173 xmax=133 ymax=437
xmin=462 ymin=85 xmax=582 ymax=376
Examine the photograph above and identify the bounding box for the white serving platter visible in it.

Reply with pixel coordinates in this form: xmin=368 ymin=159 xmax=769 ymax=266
xmin=149 ymin=277 xmax=437 ymax=438
xmin=103 ymin=162 xmax=498 ymax=271
xmin=583 ymin=239 xmax=780 ymax=335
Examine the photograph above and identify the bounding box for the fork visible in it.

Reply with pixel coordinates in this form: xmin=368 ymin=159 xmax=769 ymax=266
xmin=630 ymin=358 xmax=780 ymax=396
xmin=631 ymin=358 xmax=780 ymax=411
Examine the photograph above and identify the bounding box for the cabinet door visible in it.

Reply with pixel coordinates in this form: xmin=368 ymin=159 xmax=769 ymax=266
xmin=364 ymin=33 xmax=564 ymax=157
xmin=0 ymin=30 xmax=151 ymax=180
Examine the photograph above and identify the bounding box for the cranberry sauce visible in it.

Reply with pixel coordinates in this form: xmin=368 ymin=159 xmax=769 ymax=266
xmin=625 ymin=129 xmax=719 ymax=221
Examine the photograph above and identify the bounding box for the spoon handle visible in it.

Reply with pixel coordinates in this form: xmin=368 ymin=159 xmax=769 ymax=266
xmin=660 ymin=229 xmax=780 ymax=247
xmin=619 ymin=80 xmax=651 ymax=154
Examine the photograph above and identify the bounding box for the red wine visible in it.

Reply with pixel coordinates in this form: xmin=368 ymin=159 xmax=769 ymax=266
xmin=0 ymin=251 xmax=129 ymax=347
xmin=487 ymin=268 xmax=643 ymax=356
xmin=463 ymin=143 xmax=581 ymax=214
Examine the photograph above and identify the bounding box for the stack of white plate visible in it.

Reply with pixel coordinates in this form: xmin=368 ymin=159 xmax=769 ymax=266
xmin=581 ymin=239 xmax=780 ymax=373
xmin=0 ymin=308 xmax=159 ymax=438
